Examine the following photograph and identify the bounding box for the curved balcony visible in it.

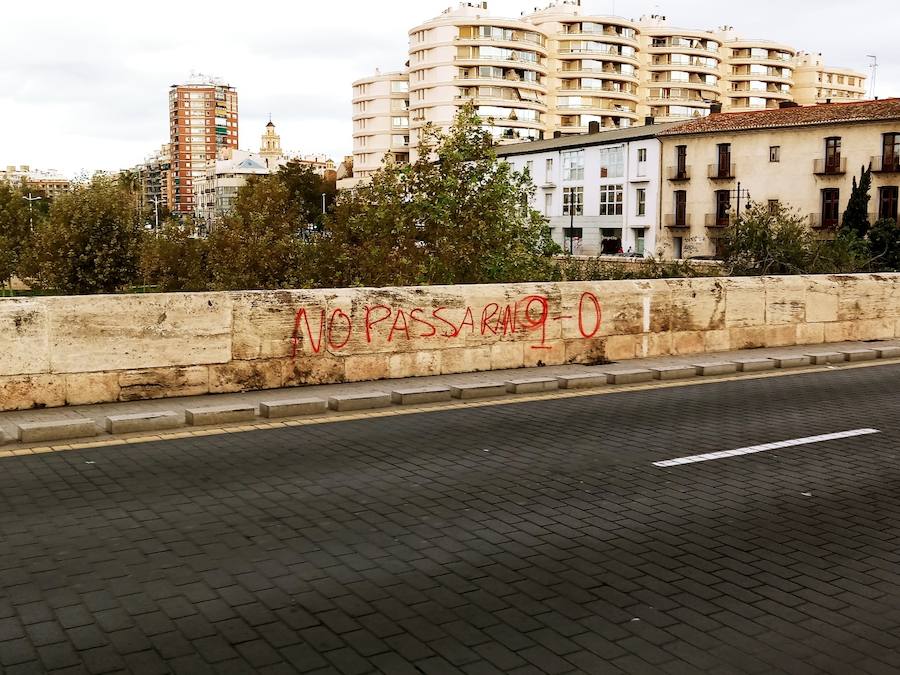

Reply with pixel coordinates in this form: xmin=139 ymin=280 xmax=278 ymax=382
xmin=451 ymin=74 xmax=548 ymax=96
xmin=647 ymin=61 xmax=721 ymax=78
xmin=729 ymin=71 xmax=794 ymax=86
xmin=647 ymin=44 xmax=721 ymax=58
xmin=558 ymin=84 xmax=639 ymax=104
xmin=557 ymin=47 xmax=640 ymax=68
xmin=559 ymin=66 xmax=639 ymax=84
xmin=454 ymin=56 xmax=549 ymax=76
xmin=729 ymin=87 xmax=792 ymax=99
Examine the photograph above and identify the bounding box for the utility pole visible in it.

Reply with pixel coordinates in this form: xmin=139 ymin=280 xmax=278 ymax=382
xmin=867 ymin=55 xmax=879 ymax=99
xmin=22 ymin=193 xmax=42 ymax=232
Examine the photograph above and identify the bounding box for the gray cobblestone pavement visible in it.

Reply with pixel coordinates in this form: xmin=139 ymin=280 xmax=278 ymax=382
xmin=1 ymin=364 xmax=900 ymax=673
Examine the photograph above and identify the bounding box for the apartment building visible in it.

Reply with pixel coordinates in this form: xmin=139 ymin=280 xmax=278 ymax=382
xmin=134 ymin=144 xmax=172 ymax=215
xmin=351 ymin=70 xmax=411 ymax=185
xmin=0 ymin=165 xmax=72 ymax=199
xmin=794 ymin=52 xmax=868 ymax=105
xmin=169 ymin=77 xmax=239 ymax=215
xmin=657 ymin=99 xmax=900 ymax=259
xmin=497 ymin=123 xmax=676 ymax=256
xmin=348 ymin=1 xmax=865 ymax=177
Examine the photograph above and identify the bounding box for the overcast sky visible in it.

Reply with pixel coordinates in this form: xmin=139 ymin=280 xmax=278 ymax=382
xmin=1 ymin=0 xmax=895 ymax=177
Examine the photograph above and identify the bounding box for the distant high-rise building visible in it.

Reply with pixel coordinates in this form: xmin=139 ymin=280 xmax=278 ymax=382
xmin=168 ymin=77 xmax=239 ymax=215
xmin=0 ymin=165 xmax=72 ymax=199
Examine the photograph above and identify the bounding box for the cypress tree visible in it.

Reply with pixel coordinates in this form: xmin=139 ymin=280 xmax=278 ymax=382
xmin=841 ymin=165 xmax=873 ymax=237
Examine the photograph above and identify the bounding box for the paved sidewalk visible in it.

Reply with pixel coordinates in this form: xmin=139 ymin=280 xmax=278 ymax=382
xmin=1 ymin=339 xmax=898 ymax=446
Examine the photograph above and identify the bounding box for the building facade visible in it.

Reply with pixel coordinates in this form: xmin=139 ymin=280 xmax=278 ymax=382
xmin=134 ymin=144 xmax=172 ymax=217
xmin=195 ymin=149 xmax=274 ymax=228
xmin=1 ymin=165 xmax=72 ymax=199
xmin=657 ymin=99 xmax=900 ymax=259
xmin=498 ymin=124 xmax=675 ymax=256
xmin=169 ymin=77 xmax=239 ymax=215
xmin=793 ymin=52 xmax=868 ymax=105
xmin=348 ymin=1 xmax=865 ymax=176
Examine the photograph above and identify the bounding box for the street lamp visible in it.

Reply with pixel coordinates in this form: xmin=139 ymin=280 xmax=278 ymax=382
xmin=150 ymin=197 xmax=161 ymax=235
xmin=321 ymin=193 xmax=327 ymax=215
xmin=730 ymin=182 xmax=751 ymax=222
xmin=22 ymin=193 xmax=42 ymax=232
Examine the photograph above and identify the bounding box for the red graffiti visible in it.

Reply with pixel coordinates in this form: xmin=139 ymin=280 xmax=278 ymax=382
xmin=290 ymin=292 xmax=603 ymax=357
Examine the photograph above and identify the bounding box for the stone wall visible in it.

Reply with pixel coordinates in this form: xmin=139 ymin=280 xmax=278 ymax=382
xmin=1 ymin=274 xmax=898 ymax=411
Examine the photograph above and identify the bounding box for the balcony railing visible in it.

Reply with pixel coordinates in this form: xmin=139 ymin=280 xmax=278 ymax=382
xmin=664 ymin=213 xmax=691 ymax=228
xmin=808 ymin=213 xmax=847 ymax=230
xmin=708 ymin=163 xmax=736 ymax=180
xmin=666 ymin=166 xmax=691 ymax=181
xmin=814 ymin=158 xmax=847 ymax=176
xmin=872 ymin=155 xmax=900 ymax=173
xmin=705 ymin=213 xmax=732 ymax=228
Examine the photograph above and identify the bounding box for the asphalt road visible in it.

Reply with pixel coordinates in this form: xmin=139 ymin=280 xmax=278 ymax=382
xmin=1 ymin=365 xmax=900 ymax=674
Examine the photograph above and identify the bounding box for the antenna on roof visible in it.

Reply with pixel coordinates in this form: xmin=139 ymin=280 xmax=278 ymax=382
xmin=866 ymin=55 xmax=878 ymax=99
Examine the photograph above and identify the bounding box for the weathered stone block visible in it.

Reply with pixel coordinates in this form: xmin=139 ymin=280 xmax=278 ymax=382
xmin=17 ymin=419 xmax=97 ymax=443
xmin=671 ymin=331 xmax=706 ymax=355
xmin=343 ymin=354 xmax=390 ymax=383
xmin=557 ymin=373 xmax=607 ymax=390
xmin=490 ymin=342 xmax=525 ymax=371
xmin=728 ymin=326 xmax=768 ymax=351
xmin=118 ymin=367 xmax=209 ymax=402
xmin=875 ymin=346 xmax=900 ymax=359
xmin=805 ymin=352 xmax=844 ymax=365
xmin=209 ymin=361 xmax=282 ymax=395
xmin=0 ymin=299 xmax=50 ymax=377
xmin=440 ymin=347 xmax=492 ymax=375
xmin=772 ymin=355 xmax=812 ymax=369
xmin=840 ymin=349 xmax=878 ymax=362
xmin=0 ymin=375 xmax=67 ymax=412
xmin=795 ymin=322 xmax=825 ymax=346
xmin=733 ymin=358 xmax=776 ymax=373
xmin=388 ymin=351 xmax=441 ymax=380
xmin=282 ymin=356 xmax=345 ymax=387
xmin=667 ymin=278 xmax=726 ymax=332
xmin=765 ymin=277 xmax=807 ymax=325
xmin=64 ymin=373 xmax=121 ymax=406
xmin=724 ymin=279 xmax=766 ymax=328
xmin=607 ymin=369 xmax=654 ymax=385
xmin=651 ymin=366 xmax=697 ymax=381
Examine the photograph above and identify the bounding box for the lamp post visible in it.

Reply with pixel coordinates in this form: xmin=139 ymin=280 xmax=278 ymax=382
xmin=321 ymin=193 xmax=326 ymax=215
xmin=150 ymin=197 xmax=161 ymax=235
xmin=730 ymin=182 xmax=751 ymax=222
xmin=22 ymin=193 xmax=42 ymax=232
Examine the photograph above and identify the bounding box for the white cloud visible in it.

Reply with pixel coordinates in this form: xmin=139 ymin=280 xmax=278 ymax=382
xmin=0 ymin=0 xmax=895 ymax=176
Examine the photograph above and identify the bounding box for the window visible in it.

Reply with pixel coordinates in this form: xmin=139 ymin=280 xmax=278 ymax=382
xmin=768 ymin=199 xmax=780 ymax=214
xmin=883 ymin=133 xmax=900 ymax=171
xmin=715 ymin=190 xmax=731 ymax=226
xmin=545 ymin=158 xmax=554 ymax=177
xmin=825 ymin=137 xmax=842 ymax=172
xmin=599 ymin=147 xmax=624 ymax=178
xmin=673 ymin=236 xmax=684 ymax=259
xmin=879 ymin=186 xmax=899 ymax=222
xmin=636 ymin=188 xmax=647 ymax=216
xmin=675 ymin=145 xmax=687 ymax=178
xmin=822 ymin=188 xmax=840 ymax=228
xmin=599 ymin=185 xmax=624 ymax=216
xmin=525 ymin=160 xmax=534 ymax=176
xmin=392 ymin=117 xmax=409 ymax=128
xmin=632 ymin=228 xmax=645 ymax=255
xmin=770 ymin=146 xmax=781 ymax=163
xmin=717 ymin=143 xmax=732 ymax=177
xmin=391 ymin=80 xmax=409 ymax=93
xmin=637 ymin=148 xmax=648 ymax=163
xmin=563 ymin=228 xmax=583 ymax=253
xmin=563 ymin=187 xmax=584 ymax=216
xmin=562 ymin=150 xmax=585 ymax=181
xmin=674 ymin=190 xmax=687 ymax=227
xmin=544 ymin=192 xmax=553 ymax=216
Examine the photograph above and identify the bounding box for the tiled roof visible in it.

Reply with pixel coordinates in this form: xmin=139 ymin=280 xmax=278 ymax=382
xmin=495 ymin=123 xmax=681 ymax=157
xmin=659 ymin=99 xmax=900 ymax=136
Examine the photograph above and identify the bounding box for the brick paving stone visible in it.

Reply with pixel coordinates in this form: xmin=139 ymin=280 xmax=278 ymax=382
xmin=1 ymin=365 xmax=900 ymax=673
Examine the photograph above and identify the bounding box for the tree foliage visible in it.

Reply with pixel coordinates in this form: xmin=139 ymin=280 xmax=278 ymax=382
xmin=313 ymin=103 xmax=559 ymax=287
xmin=842 ymin=165 xmax=873 ymax=238
xmin=720 ymin=201 xmax=869 ymax=276
xmin=0 ymin=183 xmax=36 ymax=284
xmin=19 ymin=175 xmax=142 ymax=293
xmin=867 ymin=218 xmax=900 ymax=271
xmin=140 ymin=220 xmax=209 ymax=292
xmin=203 ymin=162 xmax=332 ymax=290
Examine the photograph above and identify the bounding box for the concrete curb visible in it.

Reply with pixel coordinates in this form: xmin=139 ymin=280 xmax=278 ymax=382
xmin=557 ymin=374 xmax=608 ymax=390
xmin=185 ymin=405 xmax=256 ymax=426
xmin=733 ymin=358 xmax=776 ymax=373
xmin=773 ymin=356 xmax=812 ymax=369
xmin=391 ymin=387 xmax=453 ymax=405
xmin=607 ymin=369 xmax=654 ymax=385
xmin=105 ymin=412 xmax=182 ymax=435
xmin=506 ymin=378 xmax=560 ymax=394
xmin=841 ymin=349 xmax=878 ymax=362
xmin=260 ymin=399 xmax=328 ymax=419
xmin=328 ymin=393 xmax=392 ymax=412
xmin=651 ymin=366 xmax=698 ymax=381
xmin=450 ymin=383 xmax=509 ymax=400
xmin=694 ymin=362 xmax=738 ymax=376
xmin=17 ymin=419 xmax=98 ymax=443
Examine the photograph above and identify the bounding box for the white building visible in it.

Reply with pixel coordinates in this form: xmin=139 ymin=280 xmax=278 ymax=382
xmin=195 ymin=149 xmax=278 ymax=227
xmin=497 ymin=123 xmax=677 ymax=256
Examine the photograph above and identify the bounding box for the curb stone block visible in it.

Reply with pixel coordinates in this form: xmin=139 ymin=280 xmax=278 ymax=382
xmin=772 ymin=356 xmax=812 ymax=369
xmin=607 ymin=369 xmax=654 ymax=385
xmin=694 ymin=362 xmax=738 ymax=376
xmin=805 ymin=352 xmax=845 ymax=365
xmin=391 ymin=387 xmax=453 ymax=405
xmin=17 ymin=419 xmax=98 ymax=443
xmin=651 ymin=366 xmax=697 ymax=381
xmin=557 ymin=374 xmax=608 ymax=390
xmin=105 ymin=411 xmax=182 ymax=434
xmin=840 ymin=349 xmax=878 ymax=362
xmin=450 ymin=383 xmax=508 ymax=400
xmin=260 ymin=399 xmax=328 ymax=418
xmin=733 ymin=358 xmax=776 ymax=373
xmin=185 ymin=405 xmax=256 ymax=426
xmin=875 ymin=346 xmax=900 ymax=359
xmin=505 ymin=378 xmax=560 ymax=394
xmin=328 ymin=393 xmax=392 ymax=412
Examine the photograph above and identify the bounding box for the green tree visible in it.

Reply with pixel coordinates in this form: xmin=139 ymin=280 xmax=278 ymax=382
xmin=867 ymin=218 xmax=900 ymax=271
xmin=140 ymin=220 xmax=209 ymax=291
xmin=0 ymin=183 xmax=36 ymax=286
xmin=841 ymin=165 xmax=873 ymax=237
xmin=19 ymin=175 xmax=143 ymax=293
xmin=720 ymin=200 xmax=868 ymax=276
xmin=314 ymin=103 xmax=559 ymax=287
xmin=205 ymin=166 xmax=319 ymax=290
